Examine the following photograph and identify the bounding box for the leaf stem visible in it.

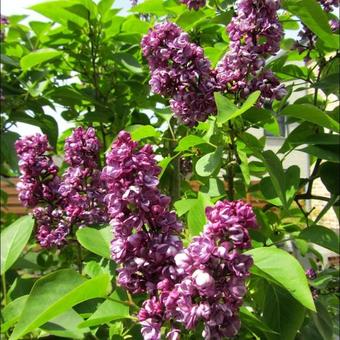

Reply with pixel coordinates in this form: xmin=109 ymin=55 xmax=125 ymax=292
xmin=2 ymin=272 xmax=7 ymax=306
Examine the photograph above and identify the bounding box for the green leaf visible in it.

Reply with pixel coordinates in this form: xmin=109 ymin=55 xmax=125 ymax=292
xmin=240 ymin=307 xmax=278 ymax=335
xmin=315 ymin=73 xmax=340 ymax=96
xmin=76 ymin=226 xmax=111 ymax=259
xmin=282 ymin=0 xmax=339 ymax=49
xmin=319 ymin=162 xmax=340 ymax=195
xmin=246 ymin=247 xmax=316 ymax=311
xmin=187 ymin=193 xmax=212 ymax=237
xmin=262 ymin=150 xmax=287 ymax=208
xmin=237 ymin=143 xmax=250 ymax=186
xmin=175 ymin=9 xmax=205 ymax=30
xmin=174 ymin=198 xmax=197 ymax=217
xmin=30 ymin=1 xmax=87 ymax=27
xmin=0 ymin=131 xmax=20 ymax=171
xmin=290 ymin=133 xmax=339 ymax=146
xmin=1 ymin=216 xmax=34 ymax=275
xmin=10 ymin=269 xmax=110 ymax=340
xmin=311 ymin=300 xmax=334 ymax=340
xmin=98 ymin=0 xmax=114 ymax=15
xmin=113 ymin=53 xmax=143 ymax=74
xmin=15 ymin=113 xmax=59 ymax=150
xmin=1 ymin=295 xmax=28 ymax=333
xmin=187 ymin=192 xmax=212 ymax=236
xmin=215 ymin=91 xmax=260 ymax=125
xmin=40 ymin=309 xmax=88 ymax=339
xmin=299 ymin=225 xmax=339 ymax=254
xmin=261 ymin=281 xmax=306 ymax=340
xmin=281 ymin=104 xmax=339 ymax=132
xmin=122 ymin=16 xmax=150 ymax=34
xmin=20 ymin=48 xmax=62 ymax=70
xmin=129 ymin=125 xmax=160 ymax=141
xmin=130 ymin=0 xmax=176 ymax=15
xmin=299 ymin=144 xmax=340 ymax=163
xmin=175 ymin=135 xmax=206 ymax=152
xmin=243 ymin=107 xmax=280 ymax=136
xmin=195 ymin=146 xmax=223 ymax=177
xmin=79 ymin=289 xmax=130 ymax=328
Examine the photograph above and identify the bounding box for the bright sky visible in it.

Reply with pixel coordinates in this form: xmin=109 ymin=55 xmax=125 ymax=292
xmin=2 ymin=0 xmax=130 ymax=136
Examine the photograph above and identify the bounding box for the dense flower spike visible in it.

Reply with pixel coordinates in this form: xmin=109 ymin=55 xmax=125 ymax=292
xmin=15 ymin=134 xmax=68 ymax=247
xmin=161 ymin=200 xmax=257 ymax=339
xmin=180 ymin=0 xmax=206 ymax=10
xmin=16 ymin=134 xmax=59 ymax=208
xmin=16 ymin=128 xmax=108 ymax=248
xmin=136 ymin=200 xmax=257 ymax=339
xmin=141 ymin=22 xmax=218 ymax=126
xmin=59 ymin=127 xmax=107 ymax=226
xmin=216 ymin=0 xmax=286 ymax=102
xmin=102 ymin=131 xmax=183 ymax=295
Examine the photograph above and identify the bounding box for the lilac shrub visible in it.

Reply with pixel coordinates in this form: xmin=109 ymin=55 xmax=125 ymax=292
xmin=141 ymin=22 xmax=219 ymax=126
xmin=16 ymin=127 xmax=107 ymax=247
xmin=216 ymin=0 xmax=286 ymax=102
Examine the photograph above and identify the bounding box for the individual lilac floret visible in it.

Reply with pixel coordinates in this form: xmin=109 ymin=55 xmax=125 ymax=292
xmin=102 ymin=131 xmax=183 ymax=296
xmin=59 ymin=127 xmax=107 ymax=227
xmin=306 ymin=268 xmax=317 ymax=280
xmin=180 ymin=0 xmax=206 ymax=10
xmin=141 ymin=22 xmax=219 ymax=126
xmin=216 ymin=0 xmax=286 ymax=102
xmin=162 ymin=200 xmax=257 ymax=339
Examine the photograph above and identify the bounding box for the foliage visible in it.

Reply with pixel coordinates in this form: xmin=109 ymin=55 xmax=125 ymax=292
xmin=0 ymin=0 xmax=339 ymax=339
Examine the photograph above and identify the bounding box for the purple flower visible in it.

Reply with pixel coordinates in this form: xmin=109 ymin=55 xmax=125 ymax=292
xmin=102 ymin=131 xmax=183 ymax=297
xmin=141 ymin=22 xmax=219 ymax=126
xmin=180 ymin=0 xmax=206 ymax=10
xmin=216 ymin=0 xmax=286 ymax=102
xmin=160 ymin=200 xmax=257 ymax=339
xmin=16 ymin=128 xmax=108 ymax=248
xmin=306 ymin=268 xmax=317 ymax=280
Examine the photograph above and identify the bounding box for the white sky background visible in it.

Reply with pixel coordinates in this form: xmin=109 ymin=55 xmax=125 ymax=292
xmin=2 ymin=0 xmax=130 ymax=136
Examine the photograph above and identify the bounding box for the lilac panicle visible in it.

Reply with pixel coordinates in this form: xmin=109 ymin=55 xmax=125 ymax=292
xmin=15 ymin=134 xmax=59 ymax=208
xmin=136 ymin=200 xmax=257 ymax=340
xmin=216 ymin=0 xmax=286 ymax=102
xmin=102 ymin=131 xmax=183 ymax=295
xmin=15 ymin=134 xmax=68 ymax=247
xmin=141 ymin=22 xmax=218 ymax=126
xmin=59 ymin=127 xmax=107 ymax=227
xmin=16 ymin=128 xmax=107 ymax=248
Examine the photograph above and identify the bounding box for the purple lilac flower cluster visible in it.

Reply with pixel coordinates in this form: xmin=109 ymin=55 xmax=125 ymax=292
xmin=59 ymin=127 xmax=107 ymax=226
xmin=16 ymin=128 xmax=107 ymax=248
xmin=15 ymin=134 xmax=67 ymax=247
xmin=101 ymin=131 xmax=183 ymax=295
xmin=141 ymin=22 xmax=219 ymax=126
xmin=295 ymin=0 xmax=339 ymax=61
xmin=137 ymin=200 xmax=257 ymax=340
xmin=216 ymin=0 xmax=286 ymax=102
xmin=180 ymin=0 xmax=206 ymax=10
